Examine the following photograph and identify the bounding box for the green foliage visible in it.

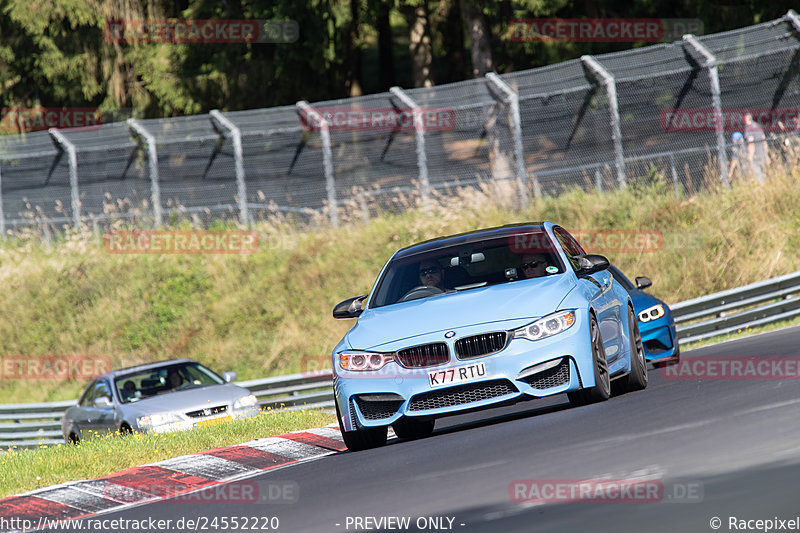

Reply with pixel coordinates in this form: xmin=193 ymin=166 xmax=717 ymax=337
xmin=0 ymin=0 xmax=789 ymax=117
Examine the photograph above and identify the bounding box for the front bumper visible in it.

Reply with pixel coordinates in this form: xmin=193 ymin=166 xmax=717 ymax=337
xmin=639 ymin=318 xmax=679 ymax=363
xmin=137 ymin=405 xmax=260 ymax=434
xmin=334 ymin=311 xmax=596 ymax=432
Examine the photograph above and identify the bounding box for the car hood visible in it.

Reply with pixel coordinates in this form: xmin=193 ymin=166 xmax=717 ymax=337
xmin=120 ymin=384 xmax=251 ymax=417
xmin=349 ymin=274 xmax=575 ymax=350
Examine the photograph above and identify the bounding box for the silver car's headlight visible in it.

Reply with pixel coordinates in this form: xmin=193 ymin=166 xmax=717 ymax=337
xmin=137 ymin=413 xmax=182 ymax=429
xmin=638 ymin=304 xmax=665 ymax=323
xmin=511 ymin=310 xmax=576 ymax=341
xmin=339 ymin=350 xmax=394 ymax=371
xmin=233 ymin=394 xmax=258 ymax=409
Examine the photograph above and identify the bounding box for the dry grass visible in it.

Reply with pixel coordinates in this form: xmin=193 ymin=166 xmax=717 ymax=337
xmin=0 ymin=166 xmax=798 ymax=403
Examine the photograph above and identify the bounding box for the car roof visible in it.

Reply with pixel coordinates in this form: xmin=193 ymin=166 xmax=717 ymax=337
xmin=393 ymin=222 xmax=547 ymax=260
xmin=95 ymin=358 xmax=198 ymax=381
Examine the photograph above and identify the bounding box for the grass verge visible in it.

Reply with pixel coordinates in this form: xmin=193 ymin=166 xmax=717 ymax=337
xmin=0 ymin=408 xmax=334 ymax=500
xmin=0 ymin=167 xmax=798 ymax=403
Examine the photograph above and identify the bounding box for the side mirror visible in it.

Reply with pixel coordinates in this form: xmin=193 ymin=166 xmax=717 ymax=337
xmin=333 ymin=295 xmax=368 ymax=319
xmin=94 ymin=396 xmax=112 ymax=408
xmin=223 ymin=371 xmax=237 ymax=383
xmin=635 ymin=276 xmax=652 ymax=290
xmin=576 ymin=254 xmax=610 ymax=276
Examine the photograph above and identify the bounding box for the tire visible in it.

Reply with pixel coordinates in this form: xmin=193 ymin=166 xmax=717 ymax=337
xmin=568 ymin=314 xmax=611 ymax=406
xmin=393 ymin=418 xmax=435 ymax=440
xmin=619 ymin=306 xmax=648 ymax=393
xmin=336 ymin=400 xmax=388 ymax=452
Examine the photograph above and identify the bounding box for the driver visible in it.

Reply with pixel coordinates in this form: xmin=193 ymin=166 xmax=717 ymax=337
xmin=519 ymin=253 xmax=549 ymax=279
xmin=167 ymin=369 xmax=184 ymax=389
xmin=418 ymin=260 xmax=444 ymax=289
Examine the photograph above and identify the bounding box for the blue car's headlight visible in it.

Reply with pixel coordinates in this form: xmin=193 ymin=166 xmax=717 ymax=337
xmin=339 ymin=350 xmax=394 ymax=371
xmin=511 ymin=310 xmax=576 ymax=341
xmin=638 ymin=304 xmax=665 ymax=323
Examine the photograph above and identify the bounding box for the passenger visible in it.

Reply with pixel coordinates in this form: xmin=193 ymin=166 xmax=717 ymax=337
xmin=418 ymin=260 xmax=445 ymax=290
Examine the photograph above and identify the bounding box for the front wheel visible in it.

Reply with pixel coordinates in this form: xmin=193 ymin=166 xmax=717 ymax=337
xmin=336 ymin=400 xmax=388 ymax=452
xmin=568 ymin=314 xmax=610 ymax=406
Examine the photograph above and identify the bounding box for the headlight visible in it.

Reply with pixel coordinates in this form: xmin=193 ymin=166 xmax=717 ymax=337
xmin=137 ymin=413 xmax=182 ymax=429
xmin=638 ymin=304 xmax=665 ymax=323
xmin=233 ymin=394 xmax=258 ymax=409
xmin=339 ymin=350 xmax=394 ymax=371
xmin=511 ymin=310 xmax=576 ymax=341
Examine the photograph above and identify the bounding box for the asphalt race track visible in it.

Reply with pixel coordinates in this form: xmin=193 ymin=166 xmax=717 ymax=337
xmin=49 ymin=325 xmax=800 ymax=533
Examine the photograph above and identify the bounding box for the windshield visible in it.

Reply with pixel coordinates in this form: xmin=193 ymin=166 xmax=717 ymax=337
xmin=370 ymin=231 xmax=564 ymax=308
xmin=114 ymin=362 xmax=225 ymax=404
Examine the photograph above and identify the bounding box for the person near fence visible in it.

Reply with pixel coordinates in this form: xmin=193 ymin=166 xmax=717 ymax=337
xmin=744 ymin=113 xmax=770 ymax=183
xmin=727 ymin=132 xmax=747 ymax=182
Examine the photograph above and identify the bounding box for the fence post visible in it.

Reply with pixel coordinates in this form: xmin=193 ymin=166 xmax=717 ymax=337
xmin=581 ymin=55 xmax=626 ymax=188
xmin=210 ymin=110 xmax=249 ymax=227
xmin=669 ymin=153 xmax=680 ymax=198
xmin=0 ymin=163 xmax=5 ymax=238
xmin=48 ymin=128 xmax=81 ymax=228
xmin=296 ymin=101 xmax=338 ymax=227
xmin=486 ymin=72 xmax=536 ymax=208
xmin=126 ymin=119 xmax=163 ymax=226
xmin=683 ymin=34 xmax=729 ymax=187
xmin=389 ymin=87 xmax=431 ymax=212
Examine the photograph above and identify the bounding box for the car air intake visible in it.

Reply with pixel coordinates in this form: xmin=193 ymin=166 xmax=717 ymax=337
xmin=353 ymin=395 xmax=404 ymax=421
xmin=519 ymin=359 xmax=570 ymax=390
xmin=186 ymin=405 xmax=228 ymax=418
xmin=395 ymin=343 xmax=450 ymax=368
xmin=455 ymin=332 xmax=508 ymax=359
xmin=408 ymin=379 xmax=517 ymax=411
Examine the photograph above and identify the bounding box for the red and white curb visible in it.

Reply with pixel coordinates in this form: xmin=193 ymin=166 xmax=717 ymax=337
xmin=0 ymin=426 xmax=349 ymax=531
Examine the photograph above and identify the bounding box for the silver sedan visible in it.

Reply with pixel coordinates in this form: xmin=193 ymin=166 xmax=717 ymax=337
xmin=62 ymin=359 xmax=260 ymax=442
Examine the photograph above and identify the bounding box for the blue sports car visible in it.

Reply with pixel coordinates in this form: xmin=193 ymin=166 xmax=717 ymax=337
xmin=331 ymin=222 xmax=648 ymax=451
xmin=607 ymin=265 xmax=680 ymax=367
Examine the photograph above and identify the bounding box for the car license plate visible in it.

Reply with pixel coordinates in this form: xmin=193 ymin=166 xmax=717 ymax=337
xmin=428 ymin=362 xmax=486 ymax=388
xmin=196 ymin=415 xmax=232 ymax=428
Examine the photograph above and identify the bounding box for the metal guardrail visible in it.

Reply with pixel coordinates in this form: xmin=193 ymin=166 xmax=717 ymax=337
xmin=0 ymin=371 xmax=334 ymax=450
xmin=673 ymin=270 xmax=800 ymax=344
xmin=2 ymin=269 xmax=800 ymax=450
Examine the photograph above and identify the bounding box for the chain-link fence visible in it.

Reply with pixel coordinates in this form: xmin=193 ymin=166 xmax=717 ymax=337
xmin=1 ymin=11 xmax=799 ymax=232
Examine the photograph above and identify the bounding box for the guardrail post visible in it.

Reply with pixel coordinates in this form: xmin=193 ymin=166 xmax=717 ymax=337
xmin=486 ymin=72 xmax=537 ymax=208
xmin=389 ymin=87 xmax=431 ymax=212
xmin=126 ymin=119 xmax=163 ymax=226
xmin=683 ymin=34 xmax=729 ymax=187
xmin=48 ymin=128 xmax=81 ymax=228
xmin=210 ymin=110 xmax=250 ymax=227
xmin=297 ymin=101 xmax=338 ymax=227
xmin=581 ymin=56 xmax=626 ymax=188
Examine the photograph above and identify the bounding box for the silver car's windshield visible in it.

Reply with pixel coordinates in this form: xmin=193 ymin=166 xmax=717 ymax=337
xmin=370 ymin=232 xmax=564 ymax=308
xmin=114 ymin=362 xmax=225 ymax=404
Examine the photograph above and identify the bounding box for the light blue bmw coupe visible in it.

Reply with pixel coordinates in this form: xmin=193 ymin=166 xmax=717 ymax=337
xmin=331 ymin=222 xmax=647 ymax=451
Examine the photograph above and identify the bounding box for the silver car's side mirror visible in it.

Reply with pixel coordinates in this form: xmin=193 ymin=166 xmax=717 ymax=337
xmin=223 ymin=371 xmax=237 ymax=383
xmin=94 ymin=396 xmax=113 ymax=408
